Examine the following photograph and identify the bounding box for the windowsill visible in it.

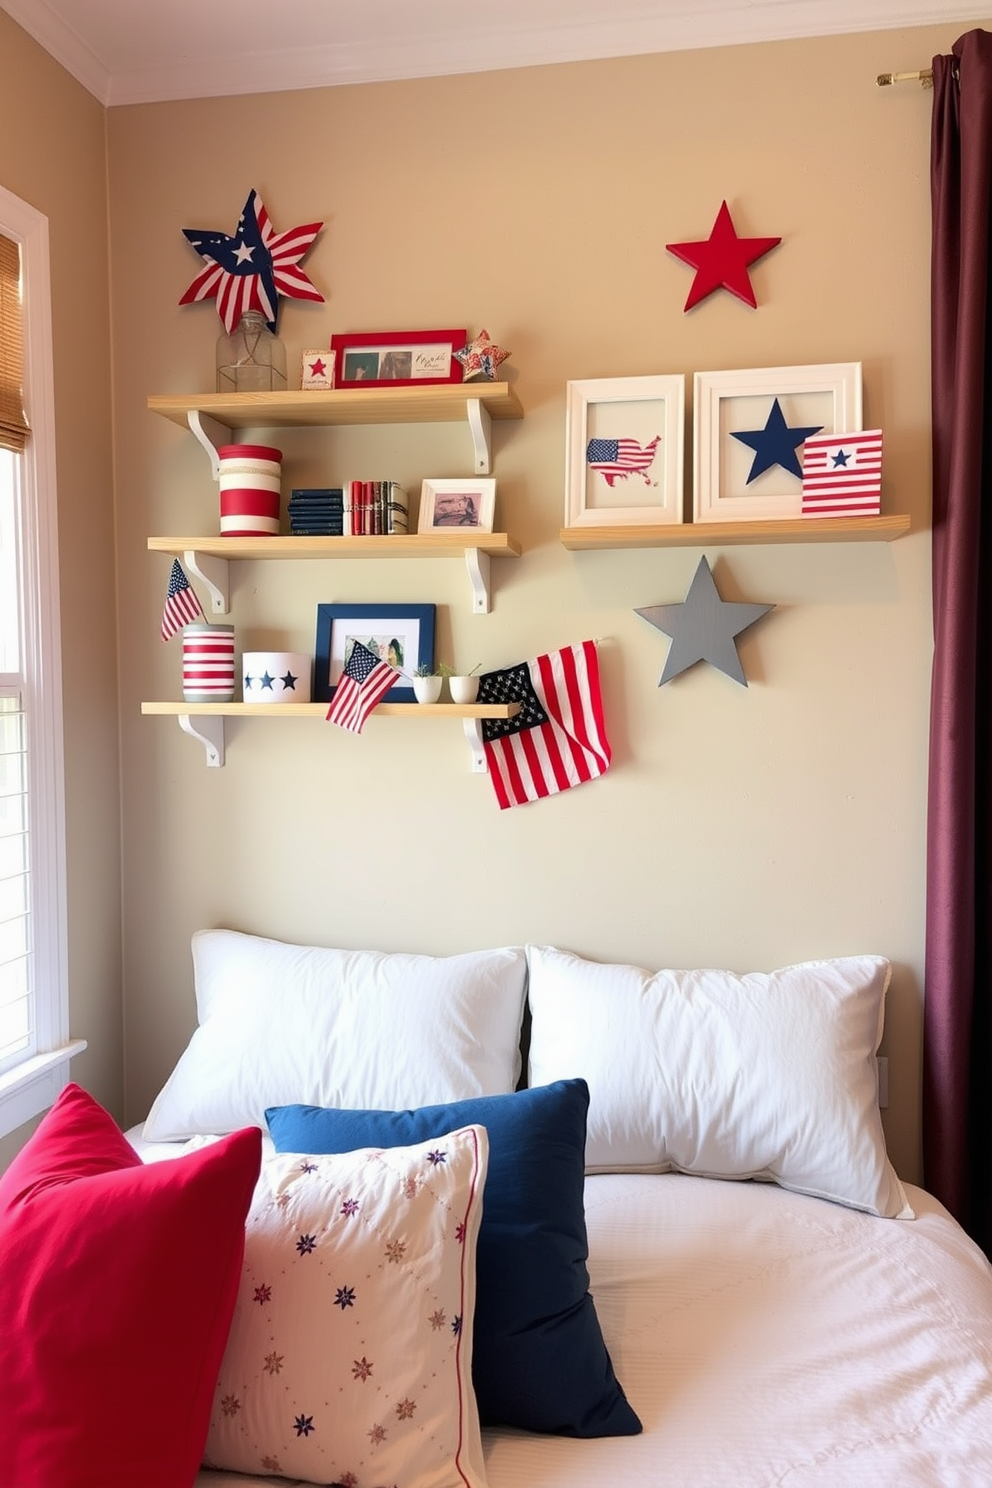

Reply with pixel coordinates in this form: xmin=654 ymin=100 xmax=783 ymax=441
xmin=0 ymin=1041 xmax=88 ymax=1139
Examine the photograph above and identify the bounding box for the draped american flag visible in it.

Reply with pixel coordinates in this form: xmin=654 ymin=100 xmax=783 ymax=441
xmin=801 ymin=429 xmax=883 ymax=517
xmin=325 ymin=641 xmax=398 ymax=733
xmin=586 ymin=435 xmax=661 ymax=488
xmin=477 ymin=641 xmax=611 ymax=809
xmin=180 ymin=189 xmax=323 ymax=333
xmin=161 ymin=559 xmax=203 ymax=641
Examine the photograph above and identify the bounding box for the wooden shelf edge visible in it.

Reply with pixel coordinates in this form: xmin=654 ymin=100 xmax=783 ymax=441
xmin=147 ymin=382 xmax=522 ymax=428
xmin=147 ymin=533 xmax=522 ymax=558
xmin=559 ymin=514 xmax=911 ymax=549
xmin=142 ymin=701 xmax=519 ymax=719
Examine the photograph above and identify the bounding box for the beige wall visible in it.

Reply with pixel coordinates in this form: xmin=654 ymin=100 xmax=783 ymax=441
xmin=0 ymin=13 xmax=123 ymax=1167
xmin=104 ymin=20 xmax=975 ymax=1185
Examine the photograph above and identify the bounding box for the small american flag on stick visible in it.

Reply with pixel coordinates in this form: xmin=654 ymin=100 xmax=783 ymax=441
xmin=586 ymin=436 xmax=660 ymax=489
xmin=325 ymin=641 xmax=398 ymax=733
xmin=801 ymin=430 xmax=883 ymax=517
xmin=161 ymin=559 xmax=203 ymax=641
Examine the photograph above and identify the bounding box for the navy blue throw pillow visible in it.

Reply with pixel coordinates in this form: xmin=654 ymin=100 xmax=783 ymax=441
xmin=266 ymin=1079 xmax=641 ymax=1438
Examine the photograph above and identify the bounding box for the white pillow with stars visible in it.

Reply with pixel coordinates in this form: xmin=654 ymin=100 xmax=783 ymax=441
xmin=203 ymin=1127 xmax=489 ymax=1488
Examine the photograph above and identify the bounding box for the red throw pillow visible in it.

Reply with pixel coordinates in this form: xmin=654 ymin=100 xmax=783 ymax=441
xmin=0 ymin=1083 xmax=261 ymax=1488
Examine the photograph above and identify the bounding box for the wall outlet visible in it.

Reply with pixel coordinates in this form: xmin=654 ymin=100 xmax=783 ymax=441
xmin=877 ymin=1055 xmax=889 ymax=1109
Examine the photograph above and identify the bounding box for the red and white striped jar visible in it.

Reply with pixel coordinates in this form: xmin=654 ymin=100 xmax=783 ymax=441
xmin=217 ymin=443 xmax=282 ymax=536
xmin=182 ymin=624 xmax=236 ymax=702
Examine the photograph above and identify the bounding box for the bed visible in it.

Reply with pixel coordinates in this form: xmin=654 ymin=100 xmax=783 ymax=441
xmin=3 ymin=931 xmax=992 ymax=1488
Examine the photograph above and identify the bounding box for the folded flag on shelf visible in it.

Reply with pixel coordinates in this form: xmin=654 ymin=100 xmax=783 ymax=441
xmin=325 ymin=641 xmax=398 ymax=733
xmin=477 ymin=640 xmax=611 ymax=810
xmin=160 ymin=558 xmax=203 ymax=641
xmin=801 ymin=429 xmax=882 ymax=517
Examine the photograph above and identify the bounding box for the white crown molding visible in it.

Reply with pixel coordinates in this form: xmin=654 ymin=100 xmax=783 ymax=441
xmin=2 ymin=0 xmax=988 ymax=107
xmin=1 ymin=0 xmax=112 ymax=103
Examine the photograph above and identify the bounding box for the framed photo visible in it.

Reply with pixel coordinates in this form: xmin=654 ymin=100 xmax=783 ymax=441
xmin=564 ymin=375 xmax=685 ymax=529
xmin=330 ymin=329 xmax=467 ymax=389
xmin=314 ymin=603 xmax=436 ymax=705
xmin=418 ymin=478 xmax=496 ymax=534
xmin=693 ymin=362 xmax=863 ymax=523
xmin=301 ymin=348 xmax=335 ymax=390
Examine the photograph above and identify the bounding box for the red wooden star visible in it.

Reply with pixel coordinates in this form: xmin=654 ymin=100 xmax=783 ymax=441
xmin=666 ymin=201 xmax=781 ymax=311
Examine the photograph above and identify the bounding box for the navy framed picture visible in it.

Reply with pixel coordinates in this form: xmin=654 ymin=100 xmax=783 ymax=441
xmin=314 ymin=603 xmax=436 ymax=705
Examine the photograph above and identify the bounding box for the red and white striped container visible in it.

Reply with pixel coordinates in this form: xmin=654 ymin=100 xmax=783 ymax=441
xmin=217 ymin=443 xmax=282 ymax=536
xmin=182 ymin=624 xmax=236 ymax=702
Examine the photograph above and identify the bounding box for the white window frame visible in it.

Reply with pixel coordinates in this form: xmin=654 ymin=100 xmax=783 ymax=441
xmin=0 ymin=184 xmax=85 ymax=1137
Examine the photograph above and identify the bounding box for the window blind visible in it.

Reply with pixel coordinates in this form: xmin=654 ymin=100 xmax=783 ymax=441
xmin=0 ymin=233 xmax=28 ymax=454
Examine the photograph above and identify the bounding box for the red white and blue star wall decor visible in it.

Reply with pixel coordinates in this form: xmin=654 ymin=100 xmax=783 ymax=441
xmin=666 ymin=200 xmax=781 ymax=312
xmin=180 ymin=189 xmax=324 ymax=333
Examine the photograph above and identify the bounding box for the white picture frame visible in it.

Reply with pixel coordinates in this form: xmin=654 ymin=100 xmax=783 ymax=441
xmin=564 ymin=375 xmax=685 ymax=529
xmin=418 ymin=478 xmax=496 ymax=533
xmin=693 ymin=362 xmax=863 ymax=523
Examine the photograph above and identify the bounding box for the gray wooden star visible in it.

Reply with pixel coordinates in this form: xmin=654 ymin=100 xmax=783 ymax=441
xmin=635 ymin=556 xmax=774 ymax=686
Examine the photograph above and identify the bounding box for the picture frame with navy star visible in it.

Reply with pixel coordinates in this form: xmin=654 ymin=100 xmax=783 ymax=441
xmin=564 ymin=375 xmax=685 ymax=530
xmin=314 ymin=603 xmax=435 ymax=705
xmin=693 ymin=362 xmax=862 ymax=523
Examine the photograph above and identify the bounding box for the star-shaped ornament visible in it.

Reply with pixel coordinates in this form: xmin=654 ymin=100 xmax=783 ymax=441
xmin=666 ymin=200 xmax=781 ymax=311
xmin=180 ymin=188 xmax=323 ymax=333
xmin=731 ymin=398 xmax=823 ymax=483
xmin=636 ymin=556 xmax=775 ymax=687
xmin=453 ymin=329 xmax=511 ymax=381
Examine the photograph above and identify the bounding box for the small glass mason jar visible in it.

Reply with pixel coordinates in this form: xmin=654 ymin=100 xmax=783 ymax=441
xmin=216 ymin=308 xmax=287 ymax=393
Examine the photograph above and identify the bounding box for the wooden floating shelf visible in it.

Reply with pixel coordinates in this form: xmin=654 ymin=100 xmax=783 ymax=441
xmin=142 ymin=699 xmax=520 ymax=770
xmin=141 ymin=702 xmax=519 ymax=720
xmin=146 ymin=531 xmax=521 ymax=615
xmin=559 ymin=514 xmax=911 ymax=549
xmin=147 ymin=383 xmax=522 ymax=429
xmin=147 ymin=533 xmax=521 ymax=559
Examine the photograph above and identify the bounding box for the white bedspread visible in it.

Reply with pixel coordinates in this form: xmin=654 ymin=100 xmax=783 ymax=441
xmin=128 ymin=1129 xmax=992 ymax=1488
xmin=482 ymin=1173 xmax=992 ymax=1488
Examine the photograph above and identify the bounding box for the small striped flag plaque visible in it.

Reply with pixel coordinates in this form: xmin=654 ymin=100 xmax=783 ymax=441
xmin=801 ymin=429 xmax=883 ymax=518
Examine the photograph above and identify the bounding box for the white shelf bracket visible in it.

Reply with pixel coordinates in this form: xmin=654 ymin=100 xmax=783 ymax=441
xmin=466 ymin=398 xmax=493 ymax=475
xmin=183 ymin=549 xmax=230 ymax=614
xmin=463 ymin=717 xmax=488 ymax=773
xmin=178 ymin=714 xmax=225 ymax=767
xmin=186 ymin=410 xmax=233 ymax=479
xmin=464 ymin=547 xmax=492 ymax=614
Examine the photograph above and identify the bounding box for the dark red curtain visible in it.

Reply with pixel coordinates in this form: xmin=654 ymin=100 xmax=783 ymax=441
xmin=925 ymin=29 xmax=992 ymax=1253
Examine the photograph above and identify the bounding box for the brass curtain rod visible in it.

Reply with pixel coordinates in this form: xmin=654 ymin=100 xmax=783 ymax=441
xmin=877 ymin=68 xmax=934 ymax=88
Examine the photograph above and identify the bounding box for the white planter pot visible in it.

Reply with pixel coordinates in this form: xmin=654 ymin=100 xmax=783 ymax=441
xmin=448 ymin=675 xmax=480 ymax=704
xmin=413 ymin=675 xmax=443 ymax=704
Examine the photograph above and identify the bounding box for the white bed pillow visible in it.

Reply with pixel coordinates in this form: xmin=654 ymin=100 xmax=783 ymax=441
xmin=204 ymin=1126 xmax=489 ymax=1487
xmin=143 ymin=930 xmax=527 ymax=1141
xmin=526 ymin=945 xmax=912 ymax=1219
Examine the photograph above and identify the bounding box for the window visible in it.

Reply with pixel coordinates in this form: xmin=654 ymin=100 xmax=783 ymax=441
xmin=0 ymin=186 xmax=83 ymax=1138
